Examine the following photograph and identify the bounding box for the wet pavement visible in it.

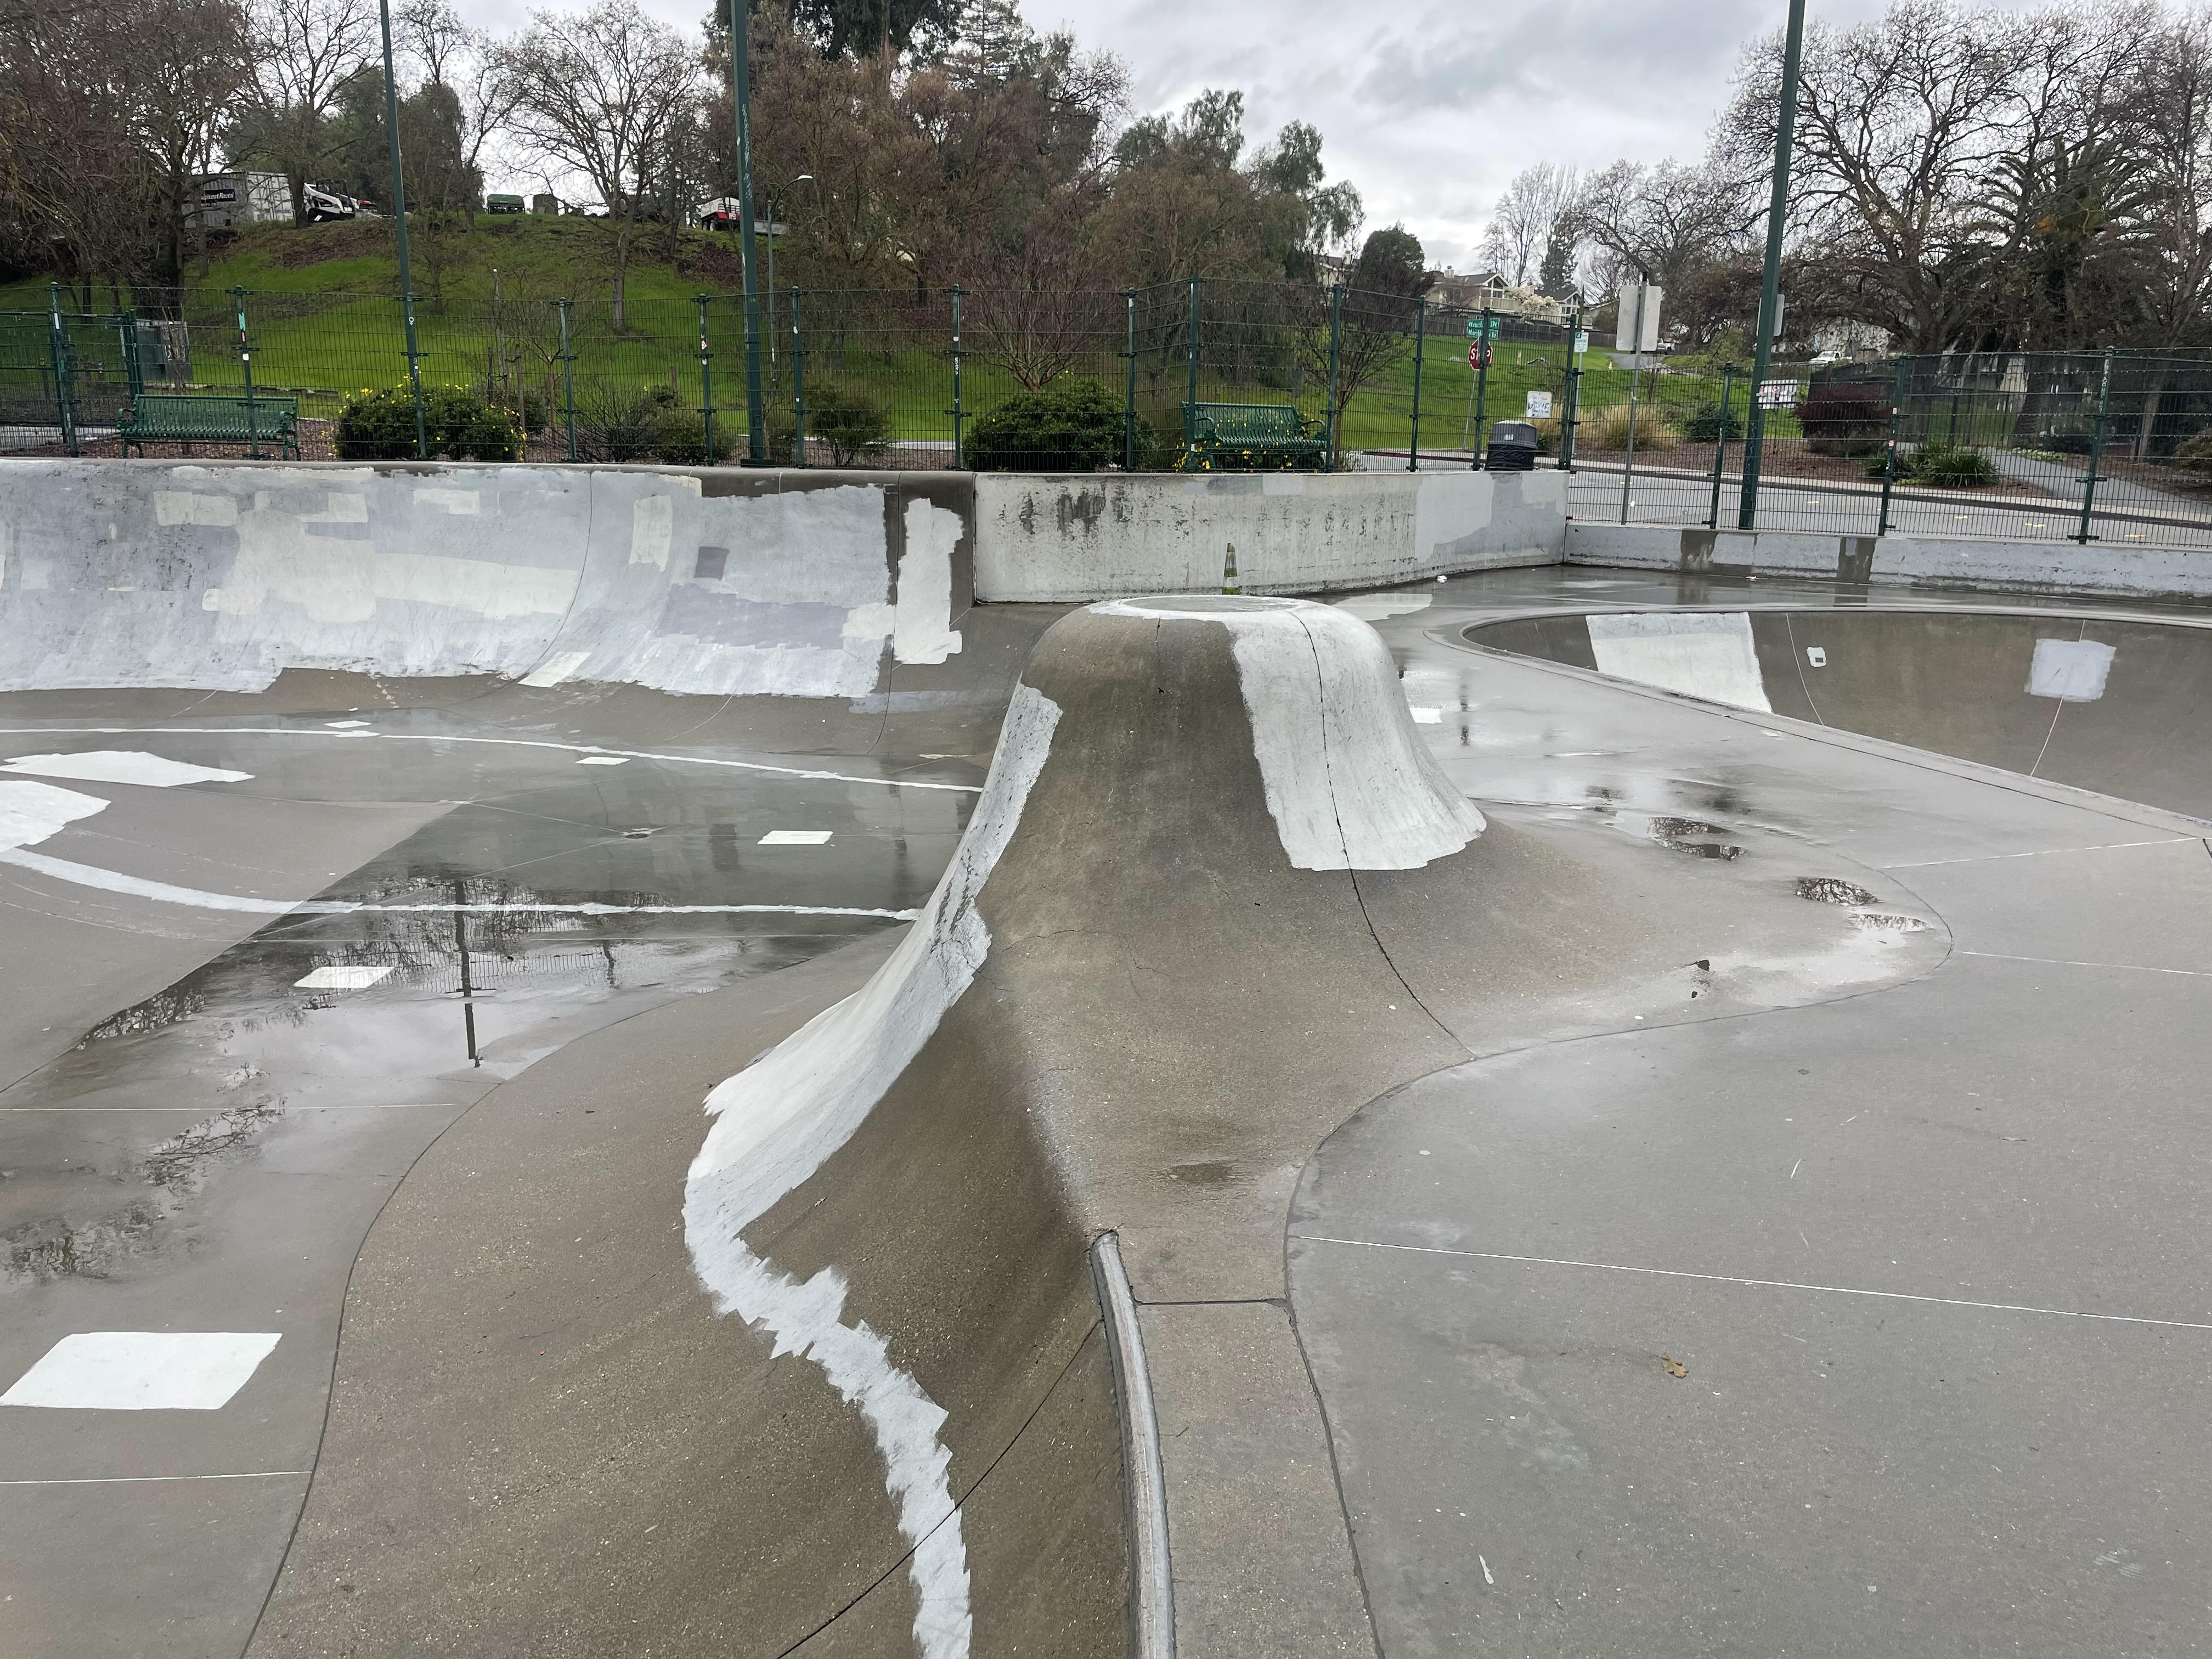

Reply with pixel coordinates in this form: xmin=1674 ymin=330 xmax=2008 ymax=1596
xmin=3 ymin=565 xmax=2208 ymax=1656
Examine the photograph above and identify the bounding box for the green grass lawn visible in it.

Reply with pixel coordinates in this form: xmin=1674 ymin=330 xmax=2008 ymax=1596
xmin=8 ymin=218 xmax=1777 ymax=451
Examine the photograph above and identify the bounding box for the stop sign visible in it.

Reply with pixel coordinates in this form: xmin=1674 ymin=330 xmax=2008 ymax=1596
xmin=1467 ymin=342 xmax=1489 ymax=369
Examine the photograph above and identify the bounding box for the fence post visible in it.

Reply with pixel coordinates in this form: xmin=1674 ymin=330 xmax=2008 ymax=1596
xmin=1325 ymin=281 xmax=1344 ymax=467
xmin=1122 ymin=289 xmax=1138 ymax=471
xmin=695 ymin=296 xmax=716 ymax=466
xmin=2075 ymin=346 xmax=2115 ymax=545
xmin=557 ymin=298 xmax=577 ymax=462
xmin=1184 ymin=277 xmax=1201 ymax=464
xmin=949 ymin=285 xmax=967 ymax=469
xmin=1471 ymin=304 xmax=1492 ymax=467
xmin=791 ymin=287 xmax=807 ymax=467
xmin=1407 ymin=295 xmax=1426 ymax=471
xmin=47 ymin=282 xmax=78 ymax=457
xmin=230 ymin=286 xmax=260 ymax=460
xmin=1558 ymin=302 xmax=1582 ymax=472
xmin=1707 ymin=363 xmax=1736 ymax=528
xmin=1877 ymin=357 xmax=1906 ymax=537
xmin=400 ymin=289 xmax=426 ymax=460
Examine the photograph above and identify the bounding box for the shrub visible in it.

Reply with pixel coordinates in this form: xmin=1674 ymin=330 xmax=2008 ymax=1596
xmin=1585 ymin=402 xmax=1679 ymax=452
xmin=572 ymin=387 xmax=665 ymax=463
xmin=1681 ymin=400 xmax=1744 ymax=443
xmin=1878 ymin=442 xmax=1997 ymax=488
xmin=646 ymin=407 xmax=736 ymax=466
xmin=966 ymin=377 xmax=1125 ymax=472
xmin=2174 ymin=430 xmax=2212 ymax=476
xmin=333 ymin=383 xmax=522 ymax=462
xmin=1801 ymin=379 xmax=1890 ymax=456
xmin=803 ymin=381 xmax=893 ymax=467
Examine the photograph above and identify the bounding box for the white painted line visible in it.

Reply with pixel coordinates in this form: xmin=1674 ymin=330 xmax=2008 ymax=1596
xmin=759 ymin=830 xmax=834 ymax=845
xmin=1293 ymin=1235 xmax=2212 ymax=1333
xmin=0 ymin=728 xmax=983 ymax=793
xmin=1 ymin=751 xmax=251 ymax=787
xmin=1407 ymin=706 xmax=1444 ymax=725
xmin=575 ymin=756 xmax=629 ymax=766
xmin=1881 ymin=837 xmax=2193 ymax=870
xmin=0 ymin=847 xmax=917 ymax=919
xmin=0 ymin=1470 xmax=311 ymax=1486
xmin=294 ymin=965 xmax=393 ymax=989
xmin=3 ymin=1333 xmax=283 ymax=1410
xmin=1956 ymin=950 xmax=2212 ymax=978
xmin=323 ymin=720 xmax=371 ymax=730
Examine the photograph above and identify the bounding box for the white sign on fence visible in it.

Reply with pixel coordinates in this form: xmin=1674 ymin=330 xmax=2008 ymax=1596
xmin=1757 ymin=379 xmax=1800 ymax=409
xmin=1615 ymin=283 xmax=1663 ymax=353
xmin=1526 ymin=390 xmax=1554 ymax=419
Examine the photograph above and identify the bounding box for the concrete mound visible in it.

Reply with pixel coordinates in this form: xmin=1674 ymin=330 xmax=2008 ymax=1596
xmin=248 ymin=593 xmax=1938 ymax=1656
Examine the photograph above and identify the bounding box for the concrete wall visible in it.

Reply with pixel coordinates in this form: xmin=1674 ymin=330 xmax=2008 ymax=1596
xmin=0 ymin=461 xmax=972 ymax=695
xmin=1567 ymin=522 xmax=2212 ymax=602
xmin=971 ymin=469 xmax=1566 ymax=602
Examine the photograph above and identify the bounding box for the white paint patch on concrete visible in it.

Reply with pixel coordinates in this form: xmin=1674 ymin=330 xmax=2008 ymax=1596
xmin=1408 ymin=706 xmax=1444 ymax=725
xmin=294 ymin=964 xmax=392 ymax=989
xmin=1335 ymin=592 xmax=1434 ymax=622
xmin=2029 ymin=637 xmax=2115 ymax=702
xmin=684 ymin=683 xmax=1063 ymax=1659
xmin=324 ymin=720 xmax=370 ymax=729
xmin=759 ymin=829 xmax=834 ymax=845
xmin=153 ymin=491 xmax=238 ymax=528
xmin=3 ymin=1331 xmax=281 ymax=1410
xmin=1587 ymin=611 xmax=1774 ymax=712
xmin=414 ymin=487 xmax=480 ymax=515
xmin=1092 ymin=598 xmax=1485 ymax=871
xmin=576 ymin=755 xmax=628 ymax=765
xmin=631 ymin=495 xmax=674 ymax=568
xmin=520 ymin=650 xmax=591 ymax=689
xmin=2 ymin=751 xmax=251 ymax=788
xmin=0 ymin=780 xmax=106 ymax=851
xmin=895 ymin=499 xmax=964 ymax=665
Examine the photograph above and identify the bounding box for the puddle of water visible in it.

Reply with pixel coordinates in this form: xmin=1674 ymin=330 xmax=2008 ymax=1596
xmin=1796 ymin=876 xmax=1879 ymax=906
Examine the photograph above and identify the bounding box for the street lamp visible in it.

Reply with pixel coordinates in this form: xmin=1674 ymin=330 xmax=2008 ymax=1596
xmin=730 ymin=0 xmax=765 ymax=463
xmin=1737 ymin=0 xmax=1808 ymax=529
xmin=376 ymin=0 xmax=424 ymax=459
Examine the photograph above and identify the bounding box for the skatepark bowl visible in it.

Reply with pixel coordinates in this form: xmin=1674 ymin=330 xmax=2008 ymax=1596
xmin=2 ymin=461 xmax=2209 ymax=1659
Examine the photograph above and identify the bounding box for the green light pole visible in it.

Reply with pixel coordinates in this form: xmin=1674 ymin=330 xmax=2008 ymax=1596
xmin=377 ymin=0 xmax=425 ymax=460
xmin=1737 ymin=0 xmax=1807 ymax=529
xmin=731 ymin=0 xmax=767 ymax=464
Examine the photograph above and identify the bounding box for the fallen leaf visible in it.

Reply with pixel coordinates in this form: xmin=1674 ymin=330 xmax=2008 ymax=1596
xmin=1661 ymin=1356 xmax=1688 ymax=1379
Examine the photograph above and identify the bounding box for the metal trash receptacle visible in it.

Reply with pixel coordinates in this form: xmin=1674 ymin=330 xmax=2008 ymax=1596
xmin=1484 ymin=420 xmax=1539 ymax=471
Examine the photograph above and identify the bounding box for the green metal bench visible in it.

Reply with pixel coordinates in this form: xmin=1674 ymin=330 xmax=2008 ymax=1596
xmin=1182 ymin=401 xmax=1329 ymax=472
xmin=119 ymin=392 xmax=300 ymax=458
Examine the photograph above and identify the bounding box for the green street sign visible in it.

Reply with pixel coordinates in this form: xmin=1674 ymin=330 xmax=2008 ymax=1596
xmin=1463 ymin=317 xmax=1501 ymax=340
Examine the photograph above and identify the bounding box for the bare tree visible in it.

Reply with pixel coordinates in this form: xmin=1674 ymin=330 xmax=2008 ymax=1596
xmin=501 ymin=0 xmax=699 ymax=328
xmin=244 ymin=0 xmax=375 ymax=225
xmin=400 ymin=0 xmax=521 ymax=229
xmin=1478 ymin=161 xmax=1578 ymax=286
xmin=1571 ymin=157 xmax=1750 ymax=304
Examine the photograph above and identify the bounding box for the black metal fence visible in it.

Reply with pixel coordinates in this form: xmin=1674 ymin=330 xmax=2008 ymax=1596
xmin=8 ymin=278 xmax=2212 ymax=550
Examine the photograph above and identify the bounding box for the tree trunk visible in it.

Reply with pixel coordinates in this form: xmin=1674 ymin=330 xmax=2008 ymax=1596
xmin=289 ymin=166 xmax=309 ymax=228
xmin=611 ymin=223 xmax=629 ymax=331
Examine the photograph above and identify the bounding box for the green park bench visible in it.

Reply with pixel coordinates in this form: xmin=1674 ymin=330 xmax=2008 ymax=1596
xmin=1182 ymin=401 xmax=1330 ymax=472
xmin=118 ymin=392 xmax=300 ymax=458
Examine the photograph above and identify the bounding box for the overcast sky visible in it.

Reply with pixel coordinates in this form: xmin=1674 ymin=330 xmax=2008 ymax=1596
xmin=463 ymin=0 xmax=1996 ymax=270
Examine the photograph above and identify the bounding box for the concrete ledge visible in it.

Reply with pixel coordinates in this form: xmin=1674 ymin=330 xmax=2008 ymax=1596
xmin=1566 ymin=521 xmax=2212 ymax=602
xmin=974 ymin=470 xmax=1565 ymax=602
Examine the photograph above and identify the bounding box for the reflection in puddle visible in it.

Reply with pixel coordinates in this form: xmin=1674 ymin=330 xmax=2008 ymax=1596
xmin=1612 ymin=812 xmax=1744 ymax=860
xmin=1796 ymin=876 xmax=1879 ymax=906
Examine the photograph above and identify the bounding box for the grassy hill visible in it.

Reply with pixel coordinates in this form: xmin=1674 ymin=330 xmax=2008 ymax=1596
xmin=5 ymin=216 xmax=1662 ymax=454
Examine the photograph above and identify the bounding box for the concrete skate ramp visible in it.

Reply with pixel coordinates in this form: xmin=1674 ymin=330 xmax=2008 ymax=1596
xmin=0 ymin=462 xmax=980 ymax=748
xmin=1469 ymin=606 xmax=2212 ymax=820
xmin=246 ymin=595 xmax=1945 ymax=1657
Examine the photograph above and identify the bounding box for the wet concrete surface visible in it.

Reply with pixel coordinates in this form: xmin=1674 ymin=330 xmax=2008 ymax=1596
xmin=4 ymin=566 xmax=2209 ymax=1656
xmin=1293 ymin=569 xmax=2212 ymax=1657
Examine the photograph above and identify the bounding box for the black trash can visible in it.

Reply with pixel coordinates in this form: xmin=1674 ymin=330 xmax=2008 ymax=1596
xmin=1483 ymin=420 xmax=1539 ymax=471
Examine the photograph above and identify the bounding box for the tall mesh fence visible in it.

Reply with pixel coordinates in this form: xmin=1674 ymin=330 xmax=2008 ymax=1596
xmin=8 ymin=281 xmax=2212 ymax=550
